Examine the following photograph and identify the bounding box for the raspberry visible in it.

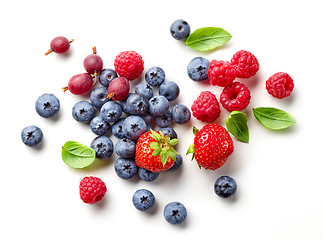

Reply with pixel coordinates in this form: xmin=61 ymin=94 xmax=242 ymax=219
xmin=266 ymin=72 xmax=294 ymax=99
xmin=79 ymin=176 xmax=107 ymax=204
xmin=207 ymin=60 xmax=237 ymax=87
xmin=191 ymin=91 xmax=221 ymax=123
xmin=114 ymin=51 xmax=144 ymax=81
xmin=220 ymin=82 xmax=251 ymax=111
xmin=231 ymin=50 xmax=259 ymax=79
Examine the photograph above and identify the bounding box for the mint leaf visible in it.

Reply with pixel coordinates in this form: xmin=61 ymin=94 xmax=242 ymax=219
xmin=61 ymin=141 xmax=96 ymax=168
xmin=253 ymin=107 xmax=296 ymax=130
xmin=160 ymin=150 xmax=168 ymax=166
xmin=185 ymin=27 xmax=231 ymax=52
xmin=226 ymin=111 xmax=249 ymax=143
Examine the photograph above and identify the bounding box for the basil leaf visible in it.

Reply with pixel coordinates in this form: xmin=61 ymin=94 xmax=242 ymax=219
xmin=185 ymin=27 xmax=232 ymax=51
xmin=253 ymin=107 xmax=296 ymax=130
xmin=61 ymin=141 xmax=96 ymax=168
xmin=226 ymin=111 xmax=249 ymax=143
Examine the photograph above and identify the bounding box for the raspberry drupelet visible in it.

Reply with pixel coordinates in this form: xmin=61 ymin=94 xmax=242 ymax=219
xmin=114 ymin=51 xmax=144 ymax=81
xmin=266 ymin=72 xmax=294 ymax=99
xmin=79 ymin=176 xmax=107 ymax=204
xmin=231 ymin=50 xmax=260 ymax=79
xmin=207 ymin=60 xmax=237 ymax=87
xmin=220 ymin=82 xmax=251 ymax=112
xmin=191 ymin=91 xmax=221 ymax=123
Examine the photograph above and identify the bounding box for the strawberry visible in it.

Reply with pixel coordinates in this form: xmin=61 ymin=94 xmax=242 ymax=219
xmin=187 ymin=123 xmax=234 ymax=170
xmin=135 ymin=129 xmax=179 ymax=172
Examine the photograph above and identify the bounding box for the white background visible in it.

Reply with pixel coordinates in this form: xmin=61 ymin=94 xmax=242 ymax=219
xmin=1 ymin=0 xmax=322 ymax=239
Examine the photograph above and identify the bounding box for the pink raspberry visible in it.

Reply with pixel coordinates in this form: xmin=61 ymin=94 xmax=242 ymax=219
xmin=220 ymin=82 xmax=251 ymax=111
xmin=191 ymin=91 xmax=221 ymax=123
xmin=207 ymin=60 xmax=237 ymax=87
xmin=266 ymin=72 xmax=294 ymax=99
xmin=79 ymin=176 xmax=107 ymax=204
xmin=231 ymin=50 xmax=259 ymax=79
xmin=114 ymin=51 xmax=144 ymax=81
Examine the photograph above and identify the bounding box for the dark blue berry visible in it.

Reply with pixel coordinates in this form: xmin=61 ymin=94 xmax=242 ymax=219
xmin=90 ymin=136 xmax=114 ymax=160
xmin=138 ymin=168 xmax=159 ymax=182
xmin=72 ymin=101 xmax=95 ymax=123
xmin=35 ymin=93 xmax=60 ymax=118
xmin=158 ymin=127 xmax=178 ymax=140
xmin=99 ymin=68 xmax=118 ymax=87
xmin=115 ymin=138 xmax=136 ymax=158
xmin=90 ymin=116 xmax=110 ymax=136
xmin=21 ymin=125 xmax=43 ymax=147
xmin=159 ymin=81 xmax=180 ymax=101
xmin=148 ymin=95 xmax=169 ymax=117
xmin=100 ymin=101 xmax=123 ymax=123
xmin=122 ymin=115 xmax=147 ymax=140
xmin=90 ymin=86 xmax=110 ymax=109
xmin=187 ymin=57 xmax=210 ymax=82
xmin=135 ymin=83 xmax=153 ymax=100
xmin=163 ymin=201 xmax=187 ymax=225
xmin=167 ymin=154 xmax=183 ymax=172
xmin=172 ymin=104 xmax=191 ymax=124
xmin=170 ymin=19 xmax=190 ymax=40
xmin=132 ymin=189 xmax=155 ymax=211
xmin=145 ymin=66 xmax=165 ymax=87
xmin=141 ymin=113 xmax=153 ymax=125
xmin=114 ymin=157 xmax=138 ymax=180
xmin=214 ymin=176 xmax=237 ymax=198
xmin=155 ymin=110 xmax=172 ymax=128
xmin=125 ymin=93 xmax=149 ymax=116
xmin=112 ymin=118 xmax=126 ymax=139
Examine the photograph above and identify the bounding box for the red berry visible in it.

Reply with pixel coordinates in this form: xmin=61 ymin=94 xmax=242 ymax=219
xmin=266 ymin=72 xmax=294 ymax=99
xmin=107 ymin=77 xmax=130 ymax=101
xmin=45 ymin=36 xmax=75 ymax=55
xmin=63 ymin=73 xmax=93 ymax=95
xmin=114 ymin=51 xmax=144 ymax=81
xmin=207 ymin=60 xmax=237 ymax=87
xmin=231 ymin=50 xmax=259 ymax=79
xmin=220 ymin=82 xmax=251 ymax=111
xmin=79 ymin=176 xmax=107 ymax=204
xmin=83 ymin=46 xmax=103 ymax=75
xmin=191 ymin=91 xmax=221 ymax=123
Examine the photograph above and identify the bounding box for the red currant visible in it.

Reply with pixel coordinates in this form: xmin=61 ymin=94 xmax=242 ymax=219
xmin=107 ymin=77 xmax=130 ymax=101
xmin=83 ymin=46 xmax=103 ymax=75
xmin=45 ymin=36 xmax=75 ymax=55
xmin=62 ymin=73 xmax=94 ymax=95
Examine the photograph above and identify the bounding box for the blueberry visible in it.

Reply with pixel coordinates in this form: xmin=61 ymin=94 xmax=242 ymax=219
xmin=172 ymin=104 xmax=191 ymax=124
xmin=158 ymin=127 xmax=178 ymax=140
xmin=155 ymin=110 xmax=172 ymax=128
xmin=99 ymin=68 xmax=118 ymax=87
xmin=90 ymin=116 xmax=110 ymax=136
xmin=145 ymin=66 xmax=165 ymax=87
xmin=90 ymin=86 xmax=110 ymax=108
xmin=170 ymin=19 xmax=190 ymax=40
xmin=72 ymin=101 xmax=95 ymax=123
xmin=35 ymin=93 xmax=60 ymax=118
xmin=138 ymin=168 xmax=159 ymax=182
xmin=148 ymin=95 xmax=169 ymax=117
xmin=125 ymin=93 xmax=149 ymax=116
xmin=159 ymin=81 xmax=180 ymax=101
xmin=187 ymin=57 xmax=210 ymax=82
xmin=118 ymin=93 xmax=133 ymax=114
xmin=100 ymin=101 xmax=123 ymax=123
xmin=167 ymin=154 xmax=183 ymax=172
xmin=135 ymin=83 xmax=153 ymax=100
xmin=21 ymin=125 xmax=43 ymax=147
xmin=141 ymin=113 xmax=153 ymax=125
xmin=90 ymin=136 xmax=114 ymax=160
xmin=214 ymin=176 xmax=237 ymax=198
xmin=132 ymin=189 xmax=155 ymax=211
xmin=112 ymin=118 xmax=126 ymax=139
xmin=146 ymin=125 xmax=153 ymax=132
xmin=122 ymin=115 xmax=147 ymax=140
xmin=114 ymin=157 xmax=138 ymax=180
xmin=115 ymin=138 xmax=136 ymax=158
xmin=163 ymin=201 xmax=187 ymax=225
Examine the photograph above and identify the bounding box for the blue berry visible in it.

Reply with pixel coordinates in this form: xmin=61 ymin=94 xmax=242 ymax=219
xmin=100 ymin=101 xmax=123 ymax=123
xmin=170 ymin=19 xmax=190 ymax=40
xmin=112 ymin=118 xmax=126 ymax=139
xmin=141 ymin=113 xmax=153 ymax=125
xmin=145 ymin=66 xmax=165 ymax=87
xmin=138 ymin=168 xmax=159 ymax=182
xmin=214 ymin=176 xmax=237 ymax=198
xmin=132 ymin=189 xmax=155 ymax=211
xmin=90 ymin=116 xmax=110 ymax=136
xmin=163 ymin=201 xmax=187 ymax=225
xmin=114 ymin=157 xmax=138 ymax=180
xmin=172 ymin=104 xmax=191 ymax=124
xmin=90 ymin=136 xmax=114 ymax=160
xmin=135 ymin=83 xmax=153 ymax=100
xmin=35 ymin=93 xmax=60 ymax=118
xmin=99 ymin=68 xmax=118 ymax=87
xmin=122 ymin=115 xmax=147 ymax=140
xmin=155 ymin=110 xmax=172 ymax=128
xmin=21 ymin=125 xmax=43 ymax=147
xmin=167 ymin=154 xmax=183 ymax=172
xmin=90 ymin=86 xmax=110 ymax=109
xmin=159 ymin=81 xmax=180 ymax=101
xmin=115 ymin=138 xmax=136 ymax=158
xmin=72 ymin=101 xmax=95 ymax=123
xmin=158 ymin=127 xmax=177 ymax=140
xmin=148 ymin=95 xmax=169 ymax=117
xmin=125 ymin=93 xmax=149 ymax=116
xmin=187 ymin=57 xmax=210 ymax=82
xmin=118 ymin=93 xmax=132 ymax=114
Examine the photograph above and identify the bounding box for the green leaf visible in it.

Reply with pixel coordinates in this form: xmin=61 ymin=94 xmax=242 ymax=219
xmin=152 ymin=147 xmax=162 ymax=156
xmin=168 ymin=151 xmax=176 ymax=161
xmin=186 ymin=143 xmax=195 ymax=161
xmin=149 ymin=142 xmax=159 ymax=150
xmin=61 ymin=141 xmax=96 ymax=168
xmin=226 ymin=111 xmax=249 ymax=143
xmin=160 ymin=150 xmax=168 ymax=166
xmin=185 ymin=27 xmax=232 ymax=52
xmin=150 ymin=129 xmax=161 ymax=141
xmin=169 ymin=147 xmax=180 ymax=156
xmin=169 ymin=139 xmax=178 ymax=146
xmin=192 ymin=126 xmax=199 ymax=136
xmin=253 ymin=107 xmax=296 ymax=130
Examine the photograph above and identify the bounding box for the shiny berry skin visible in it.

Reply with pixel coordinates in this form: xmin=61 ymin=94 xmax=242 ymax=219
xmin=83 ymin=47 xmax=103 ymax=75
xmin=114 ymin=51 xmax=144 ymax=81
xmin=191 ymin=91 xmax=221 ymax=123
xmin=214 ymin=176 xmax=237 ymax=198
xmin=187 ymin=57 xmax=210 ymax=82
xmin=170 ymin=19 xmax=190 ymax=40
xmin=99 ymin=68 xmax=118 ymax=87
xmin=107 ymin=77 xmax=130 ymax=101
xmin=21 ymin=125 xmax=43 ymax=147
xmin=163 ymin=201 xmax=187 ymax=225
xmin=132 ymin=189 xmax=155 ymax=211
xmin=266 ymin=72 xmax=294 ymax=99
xmin=45 ymin=36 xmax=72 ymax=55
xmin=207 ymin=60 xmax=237 ymax=87
xmin=79 ymin=176 xmax=107 ymax=204
xmin=231 ymin=50 xmax=259 ymax=79
xmin=220 ymin=82 xmax=251 ymax=112
xmin=64 ymin=73 xmax=93 ymax=95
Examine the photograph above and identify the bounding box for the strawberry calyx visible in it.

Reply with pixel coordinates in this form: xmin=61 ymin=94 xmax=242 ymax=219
xmin=149 ymin=129 xmax=179 ymax=166
xmin=186 ymin=126 xmax=201 ymax=168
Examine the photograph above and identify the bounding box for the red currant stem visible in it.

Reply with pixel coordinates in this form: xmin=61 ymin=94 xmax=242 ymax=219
xmin=70 ymin=38 xmax=78 ymax=43
xmin=62 ymin=86 xmax=69 ymax=93
xmin=44 ymin=49 xmax=53 ymax=56
xmin=93 ymin=72 xmax=97 ymax=85
xmin=106 ymin=93 xmax=115 ymax=99
xmin=92 ymin=46 xmax=97 ymax=54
